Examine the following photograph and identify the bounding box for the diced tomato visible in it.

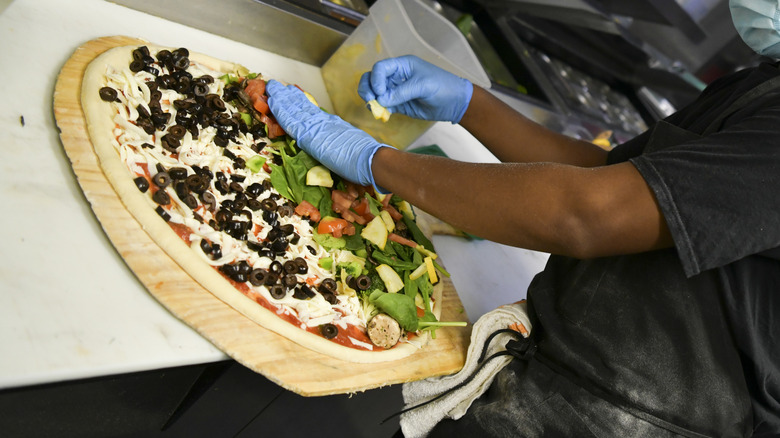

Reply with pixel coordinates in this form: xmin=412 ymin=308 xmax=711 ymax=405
xmin=381 ymin=193 xmax=392 ymax=209
xmin=344 ymin=182 xmax=362 ymax=199
xmin=384 ymin=204 xmax=403 ymax=221
xmin=318 ymin=217 xmax=350 ymax=238
xmin=339 ymin=208 xmax=366 ymax=225
xmin=417 ymin=307 xmax=426 ymax=317
xmin=253 ymin=97 xmax=270 ymax=115
xmin=245 ymin=78 xmax=266 ymax=96
xmin=388 ymin=233 xmax=418 ymax=248
xmin=343 ymin=222 xmax=356 ymax=236
xmin=331 ymin=189 xmax=356 ymax=212
xmin=267 ymin=120 xmax=286 ymax=138
xmin=295 ymin=200 xmax=321 ymax=222
xmin=352 ymin=197 xmax=368 ymax=215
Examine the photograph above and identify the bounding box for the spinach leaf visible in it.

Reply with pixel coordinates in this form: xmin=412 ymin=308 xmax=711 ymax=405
xmin=344 ymin=224 xmax=366 ymax=252
xmin=403 ymin=215 xmax=434 ymax=251
xmin=370 ymin=292 xmax=418 ymax=331
xmin=403 ymin=271 xmax=418 ymax=300
xmin=371 ymin=250 xmax=418 ymax=271
xmin=268 ymin=162 xmax=292 ymax=200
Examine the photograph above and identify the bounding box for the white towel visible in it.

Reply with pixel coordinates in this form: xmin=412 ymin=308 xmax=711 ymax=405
xmin=399 ymin=301 xmax=532 ymax=438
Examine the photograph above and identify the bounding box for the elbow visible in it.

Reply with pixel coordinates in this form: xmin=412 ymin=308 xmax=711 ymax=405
xmin=548 ymin=196 xmax=613 ymax=260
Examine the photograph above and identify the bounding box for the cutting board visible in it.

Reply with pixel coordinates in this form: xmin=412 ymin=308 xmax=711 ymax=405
xmin=53 ymin=36 xmax=470 ymax=396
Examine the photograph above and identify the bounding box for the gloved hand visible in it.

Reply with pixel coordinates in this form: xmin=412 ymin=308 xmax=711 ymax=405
xmin=266 ymin=80 xmax=386 ymax=188
xmin=358 ymin=55 xmax=473 ymax=123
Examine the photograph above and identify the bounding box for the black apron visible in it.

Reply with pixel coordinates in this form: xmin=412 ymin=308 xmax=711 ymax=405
xmin=430 ymin=75 xmax=780 ymax=438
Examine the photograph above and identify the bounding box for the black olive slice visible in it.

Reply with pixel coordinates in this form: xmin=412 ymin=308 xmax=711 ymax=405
xmin=356 ymin=275 xmax=372 ymax=291
xmin=175 ymin=182 xmax=189 ymax=200
xmin=269 ymin=285 xmax=286 ymax=299
xmin=282 ymin=274 xmax=297 ymax=288
xmin=183 ymin=194 xmax=198 ymax=210
xmin=247 ymin=199 xmax=262 ymax=211
xmin=214 ymin=136 xmax=228 ymax=147
xmin=249 ymin=269 xmax=268 ymax=286
xmin=299 ymin=284 xmax=316 ymax=298
xmin=346 ymin=275 xmax=357 ymax=290
xmin=132 ymin=48 xmax=145 ymax=61
xmin=319 ymin=324 xmax=338 ymax=339
xmin=236 ymin=261 xmax=252 ymax=276
xmin=168 ymin=167 xmax=188 ymax=180
xmin=129 ymin=60 xmax=145 ymax=73
xmin=283 ymin=260 xmax=298 ymax=275
xmin=155 ymin=205 xmax=171 ymax=222
xmin=229 ymin=181 xmax=243 ymax=193
xmin=270 ymin=237 xmax=288 ymax=253
xmin=200 ymin=191 xmax=217 ymax=211
xmin=143 ymin=65 xmax=159 ymax=76
xmin=245 ymin=183 xmax=264 ymax=198
xmin=276 ymin=204 xmax=293 ymax=218
xmin=134 ymin=176 xmax=149 ymax=192
xmin=99 ymin=87 xmax=118 ymax=102
xmin=210 ymin=243 xmax=222 ymax=259
xmin=214 ymin=179 xmax=229 ymax=195
xmin=168 ymin=124 xmax=187 ymax=139
xmin=263 ymin=211 xmax=279 ymax=228
xmin=293 ymin=287 xmax=310 ymax=300
xmin=294 ymin=257 xmax=308 ymax=274
xmin=152 ymin=189 xmax=171 ymax=205
xmin=192 ymin=83 xmax=209 ymax=97
xmin=260 ymin=198 xmax=277 ymax=212
xmin=269 ymin=261 xmax=283 ymax=275
xmin=199 ymin=239 xmax=212 ymax=254
xmin=186 ymin=174 xmax=208 ymax=193
xmin=152 ymin=171 xmax=171 ymax=188
xmin=320 ymin=278 xmax=338 ymax=294
xmin=264 ymin=272 xmax=278 ymax=286
xmin=322 ymin=291 xmax=339 ymax=305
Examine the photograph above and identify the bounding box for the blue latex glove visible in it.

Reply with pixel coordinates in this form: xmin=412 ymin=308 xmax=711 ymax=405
xmin=266 ymin=80 xmax=386 ymax=188
xmin=358 ymin=55 xmax=473 ymax=123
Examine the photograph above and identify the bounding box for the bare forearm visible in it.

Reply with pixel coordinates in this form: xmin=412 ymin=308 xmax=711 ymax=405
xmin=372 ymin=147 xmax=672 ymax=258
xmin=460 ymin=86 xmax=608 ymax=167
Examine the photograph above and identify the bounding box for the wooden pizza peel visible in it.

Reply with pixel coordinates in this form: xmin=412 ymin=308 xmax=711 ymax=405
xmin=53 ymin=36 xmax=471 ymax=396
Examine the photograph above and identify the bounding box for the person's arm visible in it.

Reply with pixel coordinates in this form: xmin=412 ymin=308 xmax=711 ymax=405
xmin=372 ymin=148 xmax=671 ymax=258
xmin=460 ymin=86 xmax=608 ymax=168
xmin=267 ymin=79 xmax=673 ymax=259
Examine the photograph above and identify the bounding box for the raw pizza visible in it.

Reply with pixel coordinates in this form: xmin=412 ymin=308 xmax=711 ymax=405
xmin=81 ymin=43 xmax=454 ymax=363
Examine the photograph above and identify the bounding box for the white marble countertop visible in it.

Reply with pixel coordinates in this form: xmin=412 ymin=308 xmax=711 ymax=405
xmin=0 ymin=0 xmax=548 ymax=390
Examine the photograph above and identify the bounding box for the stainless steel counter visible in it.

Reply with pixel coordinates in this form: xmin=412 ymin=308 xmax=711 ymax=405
xmin=110 ymin=0 xmax=352 ymax=66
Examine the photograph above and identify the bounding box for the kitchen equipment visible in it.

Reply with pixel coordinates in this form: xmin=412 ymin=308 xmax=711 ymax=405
xmin=322 ymin=0 xmax=490 ymax=149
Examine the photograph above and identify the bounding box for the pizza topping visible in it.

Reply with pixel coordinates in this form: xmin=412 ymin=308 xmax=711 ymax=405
xmin=152 ymin=189 xmax=171 ymax=205
xmin=152 ymin=171 xmax=171 ymax=188
xmin=367 ymin=313 xmax=402 ymax=349
xmin=100 ymin=45 xmax=463 ymax=350
xmin=319 ymin=323 xmax=339 ymax=339
xmin=99 ymin=87 xmax=118 ymax=102
xmin=155 ymin=205 xmax=171 ymax=222
xmin=133 ymin=176 xmax=149 ymax=193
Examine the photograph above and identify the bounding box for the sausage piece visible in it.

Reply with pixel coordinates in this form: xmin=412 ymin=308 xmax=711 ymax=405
xmin=367 ymin=313 xmax=402 ymax=349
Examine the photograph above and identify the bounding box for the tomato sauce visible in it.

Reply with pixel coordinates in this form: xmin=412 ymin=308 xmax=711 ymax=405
xmin=218 ymin=270 xmax=376 ymax=351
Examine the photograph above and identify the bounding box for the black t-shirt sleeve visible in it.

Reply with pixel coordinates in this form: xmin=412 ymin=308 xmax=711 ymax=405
xmin=627 ymin=97 xmax=780 ymax=276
